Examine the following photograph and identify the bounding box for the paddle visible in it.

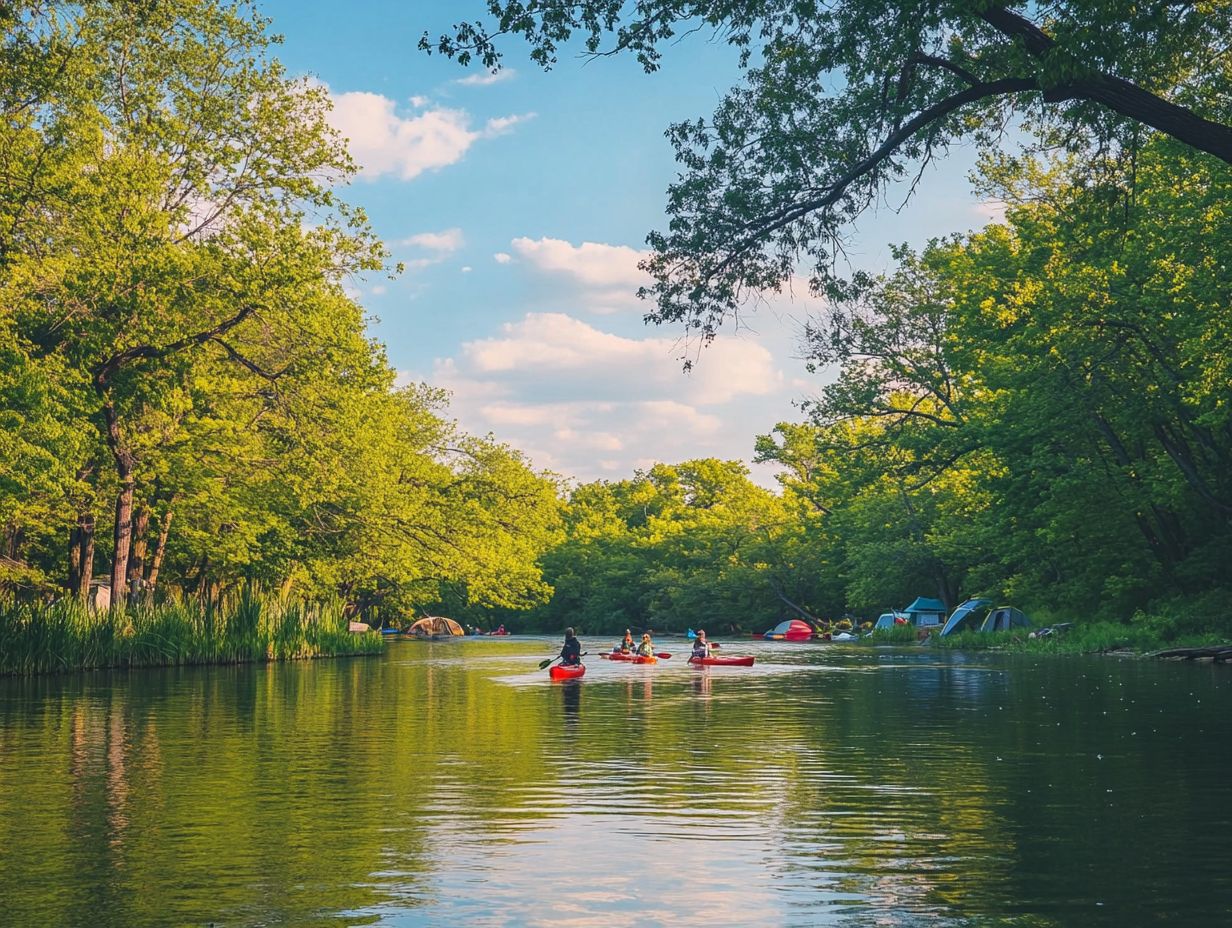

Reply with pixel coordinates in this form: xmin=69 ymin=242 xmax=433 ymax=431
xmin=686 ymin=629 xmax=719 ymax=648
xmin=539 ymin=651 xmax=588 ymax=670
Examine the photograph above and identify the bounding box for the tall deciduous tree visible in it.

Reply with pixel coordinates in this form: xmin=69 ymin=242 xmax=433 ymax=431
xmin=4 ymin=1 xmax=382 ymax=603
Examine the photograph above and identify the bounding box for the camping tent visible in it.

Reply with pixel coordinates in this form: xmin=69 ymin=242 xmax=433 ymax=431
xmin=938 ymin=600 xmax=1030 ymax=637
xmin=764 ymin=619 xmax=814 ymax=641
xmin=938 ymin=599 xmax=994 ymax=637
xmin=406 ymin=616 xmax=465 ymax=639
xmin=981 ymin=607 xmax=1030 ymax=633
xmin=903 ymin=596 xmax=947 ymax=628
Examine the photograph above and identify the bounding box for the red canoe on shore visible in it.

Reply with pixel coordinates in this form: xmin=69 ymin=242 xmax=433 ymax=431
xmin=549 ymin=663 xmax=586 ymax=680
xmin=688 ymin=655 xmax=755 ymax=667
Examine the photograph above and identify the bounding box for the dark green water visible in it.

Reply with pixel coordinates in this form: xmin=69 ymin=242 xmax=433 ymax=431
xmin=1 ymin=637 xmax=1229 ymax=927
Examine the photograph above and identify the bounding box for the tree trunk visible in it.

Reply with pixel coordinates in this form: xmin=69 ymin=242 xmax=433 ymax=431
xmin=127 ymin=504 xmax=150 ymax=606
xmin=144 ymin=506 xmax=173 ymax=602
xmin=98 ymin=397 xmax=135 ymax=608
xmin=68 ymin=512 xmax=96 ymax=602
xmin=770 ymin=580 xmax=821 ymax=623
xmin=109 ymin=476 xmax=135 ymax=607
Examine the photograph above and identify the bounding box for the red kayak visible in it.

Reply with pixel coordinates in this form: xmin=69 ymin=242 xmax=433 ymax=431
xmin=602 ymin=651 xmax=671 ymax=661
xmin=688 ymin=655 xmax=755 ymax=667
xmin=549 ymin=663 xmax=586 ymax=680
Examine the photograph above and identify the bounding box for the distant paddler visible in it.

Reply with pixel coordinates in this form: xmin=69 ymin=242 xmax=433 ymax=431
xmin=690 ymin=629 xmax=712 ymax=660
xmin=614 ymin=628 xmax=635 ymax=654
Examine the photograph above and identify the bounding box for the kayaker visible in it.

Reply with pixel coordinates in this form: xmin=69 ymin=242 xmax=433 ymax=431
xmin=691 ymin=629 xmax=712 ymax=660
xmin=559 ymin=627 xmax=582 ymax=666
xmin=616 ymin=629 xmax=635 ymax=654
xmin=636 ymin=632 xmax=655 ymax=658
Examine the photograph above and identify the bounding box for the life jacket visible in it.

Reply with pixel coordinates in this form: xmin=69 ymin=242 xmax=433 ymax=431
xmin=637 ymin=640 xmax=654 ymax=657
xmin=692 ymin=640 xmax=710 ymax=658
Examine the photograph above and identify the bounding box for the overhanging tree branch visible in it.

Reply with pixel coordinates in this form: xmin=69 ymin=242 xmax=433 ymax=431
xmin=709 ymin=76 xmax=1039 ymax=279
xmin=978 ymin=3 xmax=1232 ymax=163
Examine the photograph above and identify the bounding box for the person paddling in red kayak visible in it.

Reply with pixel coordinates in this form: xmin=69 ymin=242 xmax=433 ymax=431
xmin=558 ymin=627 xmax=582 ymax=667
xmin=615 ymin=628 xmax=635 ymax=654
xmin=636 ymin=632 xmax=655 ymax=658
xmin=691 ymin=629 xmax=712 ymax=660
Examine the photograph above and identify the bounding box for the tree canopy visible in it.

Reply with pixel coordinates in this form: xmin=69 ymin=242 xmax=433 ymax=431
xmin=424 ymin=1 xmax=1232 ymax=345
xmin=0 ymin=0 xmax=561 ymax=622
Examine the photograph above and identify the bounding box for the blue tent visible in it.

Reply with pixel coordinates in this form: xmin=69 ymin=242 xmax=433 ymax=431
xmin=938 ymin=599 xmax=994 ymax=637
xmin=903 ymin=596 xmax=947 ymax=628
xmin=939 ymin=600 xmax=1031 ymax=636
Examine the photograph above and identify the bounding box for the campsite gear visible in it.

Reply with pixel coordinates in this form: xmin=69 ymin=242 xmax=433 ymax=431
xmin=872 ymin=611 xmax=910 ymax=631
xmin=687 ymin=655 xmax=755 ymax=667
xmin=405 ymin=616 xmax=465 ymax=639
xmin=762 ymin=619 xmax=814 ymax=641
xmin=902 ymin=596 xmax=947 ymax=629
xmin=549 ymin=663 xmax=586 ymax=680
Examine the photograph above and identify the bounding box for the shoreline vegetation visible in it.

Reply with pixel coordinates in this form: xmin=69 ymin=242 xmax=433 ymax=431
xmin=0 ymin=593 xmax=381 ymax=677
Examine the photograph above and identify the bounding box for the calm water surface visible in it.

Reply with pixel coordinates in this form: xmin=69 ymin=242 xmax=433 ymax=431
xmin=1 ymin=637 xmax=1230 ymax=927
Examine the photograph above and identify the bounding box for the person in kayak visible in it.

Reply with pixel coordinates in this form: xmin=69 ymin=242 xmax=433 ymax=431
xmin=615 ymin=628 xmax=635 ymax=654
xmin=636 ymin=632 xmax=655 ymax=658
xmin=691 ymin=629 xmax=712 ymax=660
xmin=559 ymin=627 xmax=582 ymax=666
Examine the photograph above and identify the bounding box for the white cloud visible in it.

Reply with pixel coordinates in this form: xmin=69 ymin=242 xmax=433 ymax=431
xmin=461 ymin=266 xmax=473 ymax=273
xmin=424 ymin=312 xmax=796 ymax=483
xmin=493 ymin=252 xmax=512 ymax=264
xmin=399 ymin=228 xmax=464 ymax=252
xmin=456 ymin=68 xmax=517 ymax=87
xmin=396 ymin=227 xmax=464 ymax=269
xmin=484 ymin=113 xmax=536 ymax=136
xmin=460 ymin=312 xmax=779 ymax=404
xmin=327 ymin=89 xmax=532 ymax=180
xmin=511 ymin=236 xmax=649 ymax=289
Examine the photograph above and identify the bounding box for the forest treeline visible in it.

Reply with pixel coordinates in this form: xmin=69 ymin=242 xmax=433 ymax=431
xmin=2 ymin=2 xmax=1230 ymax=643
xmin=0 ymin=1 xmax=562 ymax=624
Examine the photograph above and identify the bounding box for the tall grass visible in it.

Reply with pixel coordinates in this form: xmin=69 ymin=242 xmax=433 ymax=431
xmin=928 ymin=611 xmax=1231 ymax=655
xmin=867 ymin=624 xmax=921 ymax=644
xmin=0 ymin=592 xmax=382 ymax=676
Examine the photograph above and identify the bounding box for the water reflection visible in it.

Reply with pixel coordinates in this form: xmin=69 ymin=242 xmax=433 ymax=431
xmin=560 ymin=678 xmax=581 ymax=723
xmin=0 ymin=641 xmax=1230 ymax=926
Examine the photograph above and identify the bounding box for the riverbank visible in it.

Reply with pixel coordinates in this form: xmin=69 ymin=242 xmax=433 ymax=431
xmin=927 ymin=616 xmax=1232 ymax=658
xmin=0 ymin=594 xmax=382 ymax=676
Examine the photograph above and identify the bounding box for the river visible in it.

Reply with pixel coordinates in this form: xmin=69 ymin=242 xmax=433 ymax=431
xmin=1 ymin=636 xmax=1229 ymax=926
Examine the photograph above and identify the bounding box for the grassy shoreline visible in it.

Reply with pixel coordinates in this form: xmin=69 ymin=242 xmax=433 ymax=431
xmin=0 ymin=593 xmax=382 ymax=676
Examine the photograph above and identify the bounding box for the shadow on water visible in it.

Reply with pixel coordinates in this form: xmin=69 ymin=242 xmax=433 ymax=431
xmin=1 ymin=637 xmax=1230 ymax=926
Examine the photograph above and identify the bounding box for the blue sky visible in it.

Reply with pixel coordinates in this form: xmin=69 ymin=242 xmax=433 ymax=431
xmin=260 ymin=0 xmax=1001 ymax=485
